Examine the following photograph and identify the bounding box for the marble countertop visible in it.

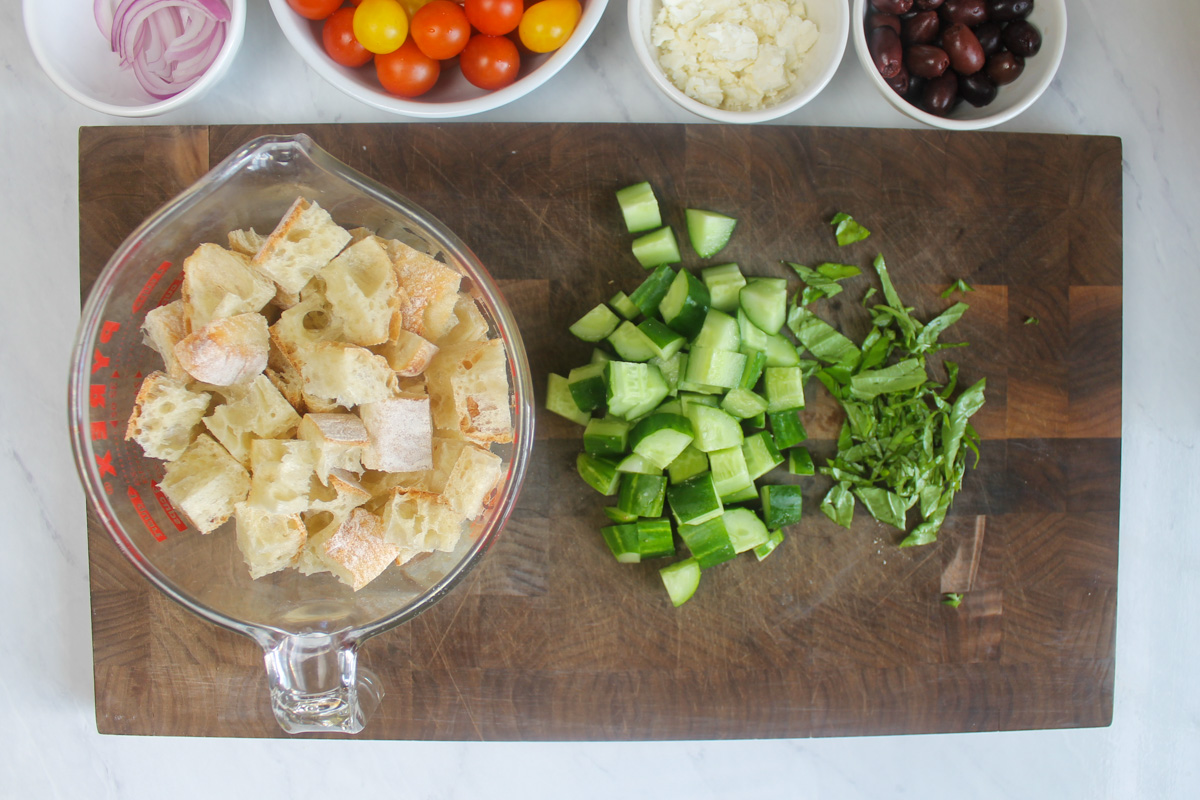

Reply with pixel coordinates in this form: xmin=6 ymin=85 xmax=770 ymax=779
xmin=2 ymin=1 xmax=1196 ymax=797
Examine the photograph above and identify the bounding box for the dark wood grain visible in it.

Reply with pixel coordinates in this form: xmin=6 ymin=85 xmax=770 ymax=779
xmin=79 ymin=124 xmax=1122 ymax=740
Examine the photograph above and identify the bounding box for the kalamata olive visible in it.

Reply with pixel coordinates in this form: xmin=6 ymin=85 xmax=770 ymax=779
xmin=985 ymin=0 xmax=1033 ymax=21
xmin=914 ymin=0 xmax=944 ymax=9
xmin=973 ymin=21 xmax=1004 ymax=57
xmin=906 ymin=44 xmax=950 ymax=79
xmin=986 ymin=51 xmax=1025 ymax=84
xmin=885 ymin=63 xmax=911 ymax=96
xmin=868 ymin=13 xmax=902 ymax=34
xmin=942 ymin=23 xmax=985 ymax=74
xmin=871 ymin=0 xmax=913 ymax=13
xmin=958 ymin=71 xmax=998 ymax=106
xmin=901 ymin=11 xmax=941 ymax=45
xmin=1002 ymin=19 xmax=1042 ymax=56
xmin=939 ymin=0 xmax=988 ymax=26
xmin=869 ymin=26 xmax=905 ymax=79
xmin=922 ymin=72 xmax=959 ymax=116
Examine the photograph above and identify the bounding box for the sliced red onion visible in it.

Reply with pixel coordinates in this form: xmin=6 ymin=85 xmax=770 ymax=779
xmin=94 ymin=0 xmax=229 ymax=100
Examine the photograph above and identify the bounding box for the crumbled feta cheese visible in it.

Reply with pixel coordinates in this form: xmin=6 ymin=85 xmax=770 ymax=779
xmin=652 ymin=0 xmax=819 ymax=112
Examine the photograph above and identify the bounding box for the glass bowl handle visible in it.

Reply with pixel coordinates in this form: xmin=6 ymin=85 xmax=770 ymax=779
xmin=259 ymin=632 xmax=382 ymax=735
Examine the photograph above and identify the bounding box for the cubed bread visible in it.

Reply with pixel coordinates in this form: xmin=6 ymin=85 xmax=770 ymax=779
xmin=173 ymin=312 xmax=269 ymax=386
xmin=227 ymin=228 xmax=265 ymax=257
xmin=246 ymin=438 xmax=316 ymax=515
xmin=141 ymin=300 xmax=191 ymax=382
xmin=125 ymin=371 xmax=212 ymax=461
xmin=252 ymin=198 xmax=352 ymax=295
xmin=182 ymin=243 xmax=276 ymax=330
xmin=424 ymin=339 xmax=512 ymax=444
xmin=270 ymin=290 xmax=344 ymax=365
xmin=372 ymin=329 xmax=439 ymax=377
xmin=384 ymin=239 xmax=462 ymax=341
xmin=307 ymin=468 xmax=371 ymax=518
xmin=158 ymin=433 xmax=251 ymax=534
xmin=360 ymin=394 xmax=433 ymax=473
xmin=203 ymin=373 xmax=302 ymax=466
xmin=300 ymin=341 xmax=397 ymax=408
xmin=322 ymin=237 xmax=397 ymax=347
xmin=297 ymin=413 xmax=369 ymax=483
xmin=437 ymin=292 xmax=490 ymax=345
xmin=378 ymin=488 xmax=467 ymax=565
xmin=441 ymin=442 xmax=503 ymax=520
xmin=310 ymin=508 xmax=400 ymax=591
xmin=234 ymin=503 xmax=306 ymax=579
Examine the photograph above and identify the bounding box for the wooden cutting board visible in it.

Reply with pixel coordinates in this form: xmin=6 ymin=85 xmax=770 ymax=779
xmin=79 ymin=124 xmax=1121 ymax=739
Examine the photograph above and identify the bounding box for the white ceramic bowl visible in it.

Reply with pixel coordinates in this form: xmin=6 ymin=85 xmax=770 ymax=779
xmin=267 ymin=0 xmax=609 ymax=119
xmin=23 ymin=0 xmax=246 ymax=117
xmin=851 ymin=0 xmax=1066 ymax=130
xmin=627 ymin=0 xmax=848 ymax=124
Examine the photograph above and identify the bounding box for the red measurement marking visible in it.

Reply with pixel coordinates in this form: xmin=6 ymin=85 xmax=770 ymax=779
xmin=152 ymin=485 xmax=188 ymax=532
xmin=133 ymin=261 xmax=172 ymax=314
xmin=91 ymin=349 xmax=110 ymax=374
xmin=128 ymin=485 xmax=166 ymax=542
xmin=96 ymin=450 xmax=115 ymax=478
xmin=99 ymin=320 xmax=121 ymax=343
xmin=89 ymin=385 xmax=107 ymax=408
xmin=158 ymin=275 xmax=183 ymax=307
xmin=90 ymin=421 xmax=108 ymax=441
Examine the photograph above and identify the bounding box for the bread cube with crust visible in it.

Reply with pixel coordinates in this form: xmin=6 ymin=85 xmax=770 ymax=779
xmin=372 ymin=329 xmax=439 ymax=377
xmin=125 ymin=371 xmax=212 ymax=461
xmin=246 ymin=438 xmax=317 ymax=516
xmin=438 ymin=292 xmax=490 ymax=345
xmin=252 ymin=198 xmax=352 ymax=296
xmin=297 ymin=413 xmax=369 ymax=483
xmin=307 ymin=468 xmax=371 ymax=518
xmin=442 ymin=442 xmax=503 ymax=520
xmin=322 ymin=237 xmax=397 ymax=347
xmin=174 ymin=312 xmax=269 ymax=386
xmin=302 ymin=508 xmax=399 ymax=590
xmin=378 ymin=488 xmax=467 ymax=565
xmin=182 ymin=243 xmax=276 ymax=331
xmin=269 ymin=290 xmax=344 ymax=366
xmin=234 ymin=503 xmax=306 ymax=579
xmin=424 ymin=339 xmax=512 ymax=444
xmin=360 ymin=394 xmax=433 ymax=473
xmin=300 ymin=341 xmax=397 ymax=408
xmin=141 ymin=300 xmax=190 ymax=382
xmin=158 ymin=433 xmax=251 ymax=534
xmin=227 ymin=228 xmax=265 ymax=258
xmin=384 ymin=239 xmax=462 ymax=341
xmin=203 ymin=373 xmax=302 ymax=466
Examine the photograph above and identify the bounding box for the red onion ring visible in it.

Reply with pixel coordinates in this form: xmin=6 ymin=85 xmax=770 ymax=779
xmin=94 ymin=0 xmax=230 ymax=99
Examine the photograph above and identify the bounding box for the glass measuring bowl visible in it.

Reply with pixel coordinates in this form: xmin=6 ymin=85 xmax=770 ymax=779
xmin=69 ymin=134 xmax=534 ymax=734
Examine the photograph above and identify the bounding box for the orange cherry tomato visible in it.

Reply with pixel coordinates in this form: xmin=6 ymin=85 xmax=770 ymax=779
xmin=458 ymin=33 xmax=520 ymax=90
xmin=410 ymin=0 xmax=471 ymax=60
xmin=322 ymin=7 xmax=373 ymax=67
xmin=375 ymin=38 xmax=441 ymax=97
xmin=463 ymin=0 xmax=523 ymax=37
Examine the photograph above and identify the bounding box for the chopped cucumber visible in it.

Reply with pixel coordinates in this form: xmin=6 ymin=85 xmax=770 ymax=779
xmin=583 ymin=417 xmax=630 ymax=456
xmin=764 ymin=366 xmax=805 ymax=412
xmin=702 ymin=263 xmax=746 ymax=313
xmin=760 ymin=484 xmax=804 ymax=529
xmin=753 ymin=529 xmax=785 ymax=561
xmin=763 ymin=333 xmax=801 ymax=367
xmin=768 ymin=410 xmax=807 ymax=449
xmin=632 ymin=227 xmax=682 ymax=269
xmin=629 ymin=413 xmax=695 ymax=470
xmin=738 ymin=349 xmax=768 ymax=390
xmin=616 ymin=453 xmax=660 ymax=474
xmin=658 ymin=269 xmax=711 ymax=339
xmin=577 ymin=453 xmax=620 ymax=495
xmin=649 ymin=352 xmax=684 ymax=396
xmin=668 ymin=445 xmax=709 ymax=484
xmin=547 ymin=373 xmax=590 ymax=425
xmin=678 ymin=392 xmax=719 ymax=414
xmin=739 ymin=278 xmax=788 ymax=335
xmin=678 ymin=516 xmax=736 ymax=568
xmin=616 ymin=181 xmax=662 ymax=233
xmin=603 ymin=506 xmax=638 ymax=524
xmin=748 ymin=412 xmax=767 ymax=429
xmin=610 ymin=291 xmax=640 ymax=320
xmin=737 ymin=309 xmax=770 ymax=351
xmin=692 ymin=309 xmax=741 ymax=351
xmin=724 ymin=507 xmax=770 ymax=554
xmin=788 ymin=447 xmax=815 ymax=476
xmin=659 ymin=558 xmax=701 ymax=607
xmin=686 ymin=208 xmax=737 ymax=259
xmin=721 ymin=387 xmax=769 ymax=420
xmin=606 ymin=361 xmax=670 ymax=420
xmin=709 ymin=446 xmax=754 ymax=500
xmin=667 ymin=472 xmax=724 ymax=526
xmin=637 ymin=518 xmax=676 ymax=560
xmin=637 ymin=318 xmax=686 ymax=360
xmin=608 ymin=321 xmax=658 ymax=362
xmin=721 ymin=483 xmax=759 ymax=504
xmin=684 ymin=405 xmax=745 ymax=452
xmin=570 ymin=304 xmax=620 ymax=342
xmin=617 ymin=473 xmax=668 ymax=518
xmin=655 ymin=398 xmax=683 ymax=416
xmin=567 ymin=363 xmax=607 ymax=412
xmin=591 ymin=347 xmax=612 ymax=366
xmin=685 ymin=346 xmax=746 ymax=390
xmin=742 ymin=431 xmax=784 ymax=481
xmin=601 ymin=523 xmax=641 ymax=563
xmin=629 ymin=264 xmax=676 ymax=316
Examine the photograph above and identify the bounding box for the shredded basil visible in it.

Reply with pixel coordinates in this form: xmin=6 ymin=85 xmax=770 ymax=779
xmin=830 ymin=213 xmax=871 ymax=247
xmin=940 ymin=279 xmax=975 ymax=298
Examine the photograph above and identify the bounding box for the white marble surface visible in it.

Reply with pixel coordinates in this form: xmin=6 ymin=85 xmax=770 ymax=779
xmin=1 ymin=1 xmax=1197 ymax=797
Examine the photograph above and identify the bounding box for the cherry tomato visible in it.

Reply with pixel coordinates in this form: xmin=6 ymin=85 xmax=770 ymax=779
xmin=459 ymin=34 xmax=520 ymax=90
xmin=287 ymin=0 xmax=343 ymax=20
xmin=375 ymin=38 xmax=441 ymax=97
xmin=322 ymin=7 xmax=374 ymax=67
xmin=410 ymin=0 xmax=471 ymax=60
xmin=518 ymin=0 xmax=580 ymax=53
xmin=463 ymin=0 xmax=523 ymax=37
xmin=354 ymin=0 xmax=410 ymax=55
xmin=398 ymin=0 xmax=434 ymax=17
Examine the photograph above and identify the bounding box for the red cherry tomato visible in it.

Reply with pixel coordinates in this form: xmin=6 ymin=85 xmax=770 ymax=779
xmin=375 ymin=38 xmax=441 ymax=97
xmin=410 ymin=0 xmax=471 ymax=60
xmin=322 ymin=7 xmax=373 ymax=67
xmin=463 ymin=0 xmax=523 ymax=36
xmin=459 ymin=34 xmax=520 ymax=90
xmin=287 ymin=0 xmax=343 ymax=20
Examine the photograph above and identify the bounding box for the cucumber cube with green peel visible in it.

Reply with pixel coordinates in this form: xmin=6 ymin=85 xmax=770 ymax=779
xmin=760 ymin=484 xmax=804 ymax=529
xmin=629 ymin=413 xmax=695 ymax=470
xmin=666 ymin=472 xmax=723 ymax=526
xmin=708 ymin=446 xmax=754 ymax=500
xmin=723 ymin=507 xmax=771 ymax=553
xmin=637 ymin=318 xmax=687 ymax=360
xmin=742 ymin=430 xmax=784 ymax=480
xmin=659 ymin=558 xmax=702 ymax=606
xmin=739 ymin=277 xmax=788 ymax=335
xmin=667 ymin=445 xmax=709 ymax=484
xmin=577 ymin=453 xmax=621 ymax=495
xmin=629 ymin=264 xmax=677 ymax=316
xmin=692 ymin=308 xmax=741 ymax=351
xmin=617 ymin=473 xmax=668 ymax=518
xmin=632 ymin=226 xmax=682 ymax=269
xmin=567 ymin=363 xmax=607 ymax=412
xmin=607 ymin=320 xmax=658 ymax=362
xmin=721 ymin=387 xmax=769 ymax=420
xmin=659 ymin=269 xmax=711 ymax=339
xmin=603 ymin=506 xmax=638 ymax=524
xmin=701 ymin=263 xmax=746 ymax=313
xmin=601 ymin=523 xmax=641 ymax=563
xmin=636 ymin=518 xmax=676 ymax=559
xmin=685 ymin=346 xmax=747 ymax=390
xmin=753 ymin=529 xmax=785 ymax=561
xmin=788 ymin=447 xmax=815 ymax=476
xmin=678 ymin=516 xmax=737 ymax=568
xmin=609 ymin=291 xmax=640 ymax=320
xmin=684 ymin=404 xmax=744 ymax=452
xmin=569 ymin=304 xmax=620 ymax=342
xmin=547 ymin=373 xmax=590 ymax=425
xmin=686 ymin=209 xmax=737 ymax=259
xmin=764 ymin=366 xmax=806 ymax=412
xmin=768 ymin=410 xmax=807 ymax=449
xmin=616 ymin=181 xmax=662 ymax=233
xmin=583 ymin=417 xmax=630 ymax=456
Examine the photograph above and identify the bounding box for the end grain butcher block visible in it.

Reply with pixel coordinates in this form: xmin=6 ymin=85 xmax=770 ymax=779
xmin=79 ymin=124 xmax=1121 ymax=739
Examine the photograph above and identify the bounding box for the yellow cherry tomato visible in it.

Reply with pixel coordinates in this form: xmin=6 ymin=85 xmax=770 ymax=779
xmin=353 ymin=0 xmax=409 ymax=55
xmin=517 ymin=0 xmax=581 ymax=54
xmin=397 ymin=0 xmax=434 ymax=19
